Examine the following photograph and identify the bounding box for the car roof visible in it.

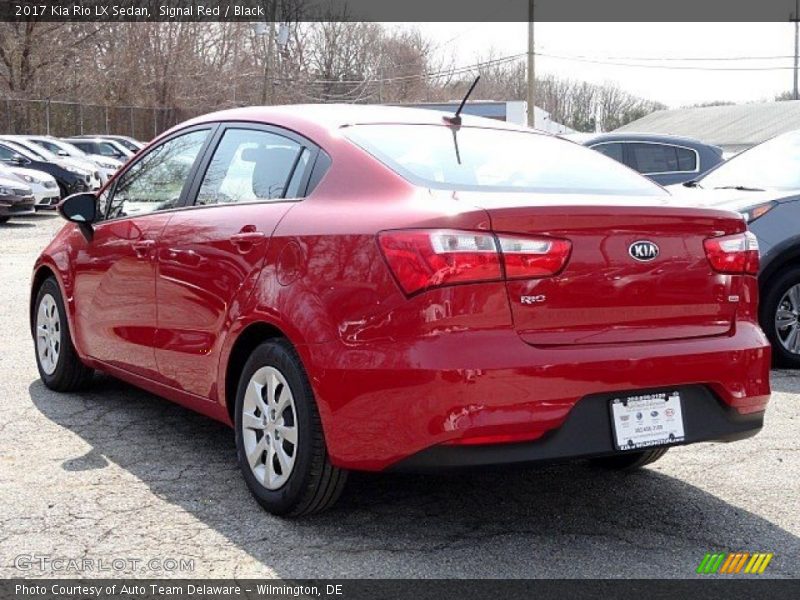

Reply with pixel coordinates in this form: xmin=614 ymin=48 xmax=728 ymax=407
xmin=174 ymin=104 xmax=542 ymax=139
xmin=576 ymin=131 xmax=717 ymax=148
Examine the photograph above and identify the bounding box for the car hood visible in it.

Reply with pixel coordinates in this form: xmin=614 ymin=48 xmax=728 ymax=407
xmin=0 ymin=174 xmax=32 ymax=192
xmin=57 ymin=156 xmax=95 ymax=173
xmin=9 ymin=167 xmax=57 ymax=184
xmin=664 ymin=184 xmax=800 ymax=212
xmin=88 ymin=154 xmax=123 ymax=167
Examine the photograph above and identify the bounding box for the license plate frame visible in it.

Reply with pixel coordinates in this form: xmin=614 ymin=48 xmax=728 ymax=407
xmin=610 ymin=391 xmax=686 ymax=451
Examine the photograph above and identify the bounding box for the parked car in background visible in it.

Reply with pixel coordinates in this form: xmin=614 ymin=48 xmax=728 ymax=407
xmin=0 ymin=162 xmax=60 ymax=209
xmin=0 ymin=140 xmax=91 ymax=199
xmin=0 ymin=136 xmax=101 ymax=190
xmin=669 ymin=129 xmax=800 ymax=368
xmin=0 ymin=174 xmax=34 ymax=223
xmin=72 ymin=134 xmax=144 ymax=153
xmin=22 ymin=136 xmax=123 ymax=184
xmin=571 ymin=133 xmax=724 ymax=186
xmin=32 ymin=106 xmax=770 ymax=516
xmin=62 ymin=137 xmax=133 ymax=163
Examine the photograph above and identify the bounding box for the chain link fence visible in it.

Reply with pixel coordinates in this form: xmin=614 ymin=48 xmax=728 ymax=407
xmin=1 ymin=98 xmax=208 ymax=141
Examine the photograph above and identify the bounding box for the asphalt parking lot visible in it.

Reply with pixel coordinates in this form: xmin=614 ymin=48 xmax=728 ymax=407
xmin=0 ymin=213 xmax=798 ymax=579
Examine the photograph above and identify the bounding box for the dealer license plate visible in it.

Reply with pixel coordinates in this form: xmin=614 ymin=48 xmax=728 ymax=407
xmin=610 ymin=391 xmax=685 ymax=451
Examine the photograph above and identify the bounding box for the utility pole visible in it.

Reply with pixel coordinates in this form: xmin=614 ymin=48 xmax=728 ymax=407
xmin=794 ymin=0 xmax=799 ymax=100
xmin=526 ymin=0 xmax=535 ymax=127
xmin=258 ymin=1 xmax=278 ymax=105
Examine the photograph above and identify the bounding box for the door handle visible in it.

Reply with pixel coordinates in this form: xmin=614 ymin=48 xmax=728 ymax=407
xmin=132 ymin=239 xmax=155 ymax=259
xmin=230 ymin=230 xmax=266 ymax=252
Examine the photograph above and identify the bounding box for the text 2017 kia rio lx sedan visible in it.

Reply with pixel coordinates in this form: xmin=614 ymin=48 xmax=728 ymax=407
xmin=31 ymin=106 xmax=771 ymax=516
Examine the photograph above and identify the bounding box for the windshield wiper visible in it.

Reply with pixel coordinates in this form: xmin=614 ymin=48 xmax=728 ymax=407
xmin=713 ymin=185 xmax=765 ymax=192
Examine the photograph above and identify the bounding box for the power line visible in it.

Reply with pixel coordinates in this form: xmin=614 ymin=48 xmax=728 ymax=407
xmin=536 ymin=51 xmax=800 ymax=71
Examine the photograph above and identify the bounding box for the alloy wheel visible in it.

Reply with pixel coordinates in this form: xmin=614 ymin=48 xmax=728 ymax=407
xmin=36 ymin=293 xmax=61 ymax=375
xmin=776 ymin=283 xmax=800 ymax=354
xmin=240 ymin=366 xmax=299 ymax=490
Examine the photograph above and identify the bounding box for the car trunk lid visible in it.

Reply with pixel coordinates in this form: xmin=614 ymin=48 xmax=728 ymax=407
xmin=455 ymin=192 xmax=747 ymax=346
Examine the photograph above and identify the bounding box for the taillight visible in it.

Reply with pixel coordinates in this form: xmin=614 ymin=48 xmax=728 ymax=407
xmin=378 ymin=230 xmax=502 ymax=295
xmin=497 ymin=234 xmax=572 ymax=279
xmin=703 ymin=231 xmax=759 ymax=275
xmin=378 ymin=229 xmax=572 ymax=295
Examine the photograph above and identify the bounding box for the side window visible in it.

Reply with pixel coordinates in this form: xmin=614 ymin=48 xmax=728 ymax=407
xmin=96 ymin=142 xmax=120 ymax=157
xmin=196 ymin=128 xmax=304 ymax=206
xmin=0 ymin=144 xmax=16 ymax=160
xmin=592 ymin=143 xmax=624 ymax=164
xmin=676 ymin=146 xmax=697 ymax=171
xmin=285 ymin=148 xmax=311 ymax=198
xmin=629 ymin=143 xmax=679 ymax=174
xmin=95 ymin=188 xmax=110 ymax=221
xmin=107 ymin=129 xmax=209 ymax=220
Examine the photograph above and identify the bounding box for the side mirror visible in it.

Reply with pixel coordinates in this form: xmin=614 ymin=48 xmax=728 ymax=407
xmin=59 ymin=193 xmax=97 ymax=240
xmin=57 ymin=149 xmax=69 ymax=157
xmin=10 ymin=153 xmax=25 ymax=165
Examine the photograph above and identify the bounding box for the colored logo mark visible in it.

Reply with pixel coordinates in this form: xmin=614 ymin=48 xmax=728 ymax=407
xmin=696 ymin=552 xmax=773 ymax=575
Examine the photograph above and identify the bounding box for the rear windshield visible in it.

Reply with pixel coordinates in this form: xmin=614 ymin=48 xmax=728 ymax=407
xmin=344 ymin=124 xmax=665 ymax=196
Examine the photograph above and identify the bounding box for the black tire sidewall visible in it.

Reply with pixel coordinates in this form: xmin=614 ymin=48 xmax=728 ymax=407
xmin=761 ymin=266 xmax=800 ymax=368
xmin=34 ymin=278 xmax=70 ymax=386
xmin=234 ymin=341 xmax=318 ymax=515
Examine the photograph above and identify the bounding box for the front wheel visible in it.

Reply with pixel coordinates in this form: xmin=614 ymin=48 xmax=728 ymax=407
xmin=33 ymin=277 xmax=94 ymax=391
xmin=235 ymin=339 xmax=347 ymax=516
xmin=761 ymin=267 xmax=800 ymax=368
xmin=589 ymin=447 xmax=669 ymax=470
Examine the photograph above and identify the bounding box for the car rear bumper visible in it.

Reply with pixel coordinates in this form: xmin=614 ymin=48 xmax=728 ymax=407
xmin=391 ymin=385 xmax=763 ymax=471
xmin=301 ymin=321 xmax=771 ymax=471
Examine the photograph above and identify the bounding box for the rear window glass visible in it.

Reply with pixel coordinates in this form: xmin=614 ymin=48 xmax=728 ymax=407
xmin=344 ymin=124 xmax=664 ymax=196
xmin=629 ymin=143 xmax=697 ymax=174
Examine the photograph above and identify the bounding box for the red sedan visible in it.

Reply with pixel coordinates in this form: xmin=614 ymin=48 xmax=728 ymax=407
xmin=31 ymin=105 xmax=771 ymax=516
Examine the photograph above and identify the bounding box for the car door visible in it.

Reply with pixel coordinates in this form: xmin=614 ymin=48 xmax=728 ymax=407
xmin=70 ymin=127 xmax=213 ymax=379
xmin=154 ymin=124 xmax=316 ymax=398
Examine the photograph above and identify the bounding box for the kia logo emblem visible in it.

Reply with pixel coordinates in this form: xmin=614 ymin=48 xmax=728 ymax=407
xmin=629 ymin=240 xmax=659 ymax=262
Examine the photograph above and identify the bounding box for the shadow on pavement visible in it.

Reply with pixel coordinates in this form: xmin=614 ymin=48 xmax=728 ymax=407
xmin=28 ymin=375 xmax=800 ymax=578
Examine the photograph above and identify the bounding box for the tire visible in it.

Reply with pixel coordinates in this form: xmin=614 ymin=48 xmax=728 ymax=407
xmin=33 ymin=277 xmax=94 ymax=391
xmin=761 ymin=267 xmax=800 ymax=368
xmin=234 ymin=339 xmax=347 ymax=516
xmin=589 ymin=447 xmax=669 ymax=470
xmin=0 ymin=216 xmax=9 ymax=224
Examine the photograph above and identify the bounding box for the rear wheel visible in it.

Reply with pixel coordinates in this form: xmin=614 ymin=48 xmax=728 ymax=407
xmin=34 ymin=277 xmax=94 ymax=391
xmin=761 ymin=267 xmax=800 ymax=368
xmin=234 ymin=339 xmax=347 ymax=516
xmin=590 ymin=447 xmax=669 ymax=470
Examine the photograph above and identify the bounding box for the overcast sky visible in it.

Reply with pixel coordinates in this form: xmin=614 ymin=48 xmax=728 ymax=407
xmin=405 ymin=23 xmax=800 ymax=108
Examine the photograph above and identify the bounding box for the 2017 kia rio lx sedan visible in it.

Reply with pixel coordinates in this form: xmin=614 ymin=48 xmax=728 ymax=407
xmin=31 ymin=106 xmax=771 ymax=516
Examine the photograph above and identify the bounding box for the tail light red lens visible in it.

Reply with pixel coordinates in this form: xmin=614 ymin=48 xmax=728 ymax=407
xmin=703 ymin=231 xmax=759 ymax=275
xmin=497 ymin=234 xmax=572 ymax=279
xmin=378 ymin=229 xmax=572 ymax=295
xmin=378 ymin=230 xmax=502 ymax=295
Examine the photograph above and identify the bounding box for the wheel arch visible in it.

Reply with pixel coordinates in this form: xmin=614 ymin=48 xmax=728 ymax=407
xmin=222 ymin=320 xmax=291 ymax=426
xmin=30 ymin=264 xmax=62 ymax=337
xmin=760 ymin=245 xmax=800 ymax=292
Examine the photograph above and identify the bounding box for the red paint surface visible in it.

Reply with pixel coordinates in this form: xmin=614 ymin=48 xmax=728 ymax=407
xmin=33 ymin=106 xmax=771 ymax=471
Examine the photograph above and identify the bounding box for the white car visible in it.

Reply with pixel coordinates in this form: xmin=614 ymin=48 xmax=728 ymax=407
xmin=0 ymin=136 xmax=102 ymax=189
xmin=73 ymin=134 xmax=144 ymax=153
xmin=17 ymin=136 xmax=122 ymax=185
xmin=0 ymin=162 xmax=60 ymax=209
